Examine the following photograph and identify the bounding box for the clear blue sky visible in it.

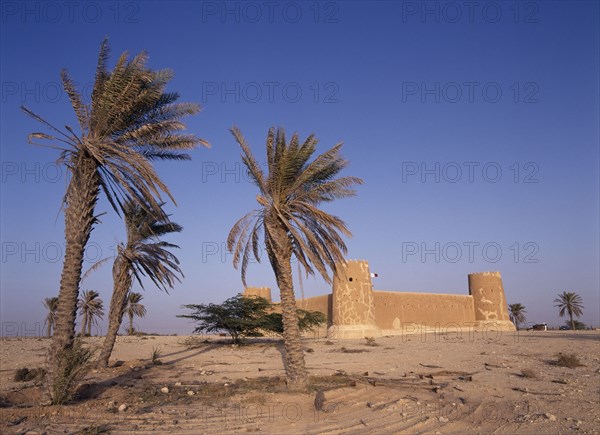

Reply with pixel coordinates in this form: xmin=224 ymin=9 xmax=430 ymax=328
xmin=1 ymin=1 xmax=598 ymax=335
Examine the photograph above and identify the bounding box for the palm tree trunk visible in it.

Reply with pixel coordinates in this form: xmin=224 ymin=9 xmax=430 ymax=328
xmin=87 ymin=316 xmax=92 ymax=336
xmin=46 ymin=317 xmax=52 ymax=338
xmin=570 ymin=313 xmax=575 ymax=331
xmin=268 ymin=219 xmax=308 ymax=391
xmin=47 ymin=155 xmax=99 ymax=401
xmin=129 ymin=313 xmax=134 ymax=335
xmin=81 ymin=312 xmax=88 ymax=336
xmin=98 ymin=257 xmax=131 ymax=367
xmin=274 ymin=258 xmax=308 ymax=390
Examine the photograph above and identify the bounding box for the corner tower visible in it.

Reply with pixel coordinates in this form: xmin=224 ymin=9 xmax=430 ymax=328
xmin=243 ymin=287 xmax=272 ymax=303
xmin=328 ymin=260 xmax=382 ymax=339
xmin=468 ymin=271 xmax=515 ymax=331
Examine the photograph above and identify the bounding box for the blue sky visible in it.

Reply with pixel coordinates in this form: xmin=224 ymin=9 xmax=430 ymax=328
xmin=1 ymin=1 xmax=598 ymax=335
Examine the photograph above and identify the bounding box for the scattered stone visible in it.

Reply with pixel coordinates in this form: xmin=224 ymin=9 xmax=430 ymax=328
xmin=160 ymin=387 xmax=169 ymax=394
xmin=187 ymin=390 xmax=195 ymax=396
xmin=118 ymin=404 xmax=128 ymax=412
xmin=175 ymin=382 xmax=182 ymax=387
xmin=544 ymin=413 xmax=557 ymax=421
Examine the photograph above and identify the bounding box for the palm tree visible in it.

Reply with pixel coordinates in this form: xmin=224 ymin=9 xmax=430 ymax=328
xmin=554 ymin=292 xmax=584 ymax=330
xmin=43 ymin=297 xmax=59 ymax=338
xmin=97 ymin=200 xmax=183 ymax=366
xmin=77 ymin=290 xmax=104 ymax=336
xmin=508 ymin=303 xmax=527 ymax=330
xmin=227 ymin=126 xmax=362 ymax=390
xmin=125 ymin=292 xmax=147 ymax=335
xmin=22 ymin=39 xmax=206 ymax=400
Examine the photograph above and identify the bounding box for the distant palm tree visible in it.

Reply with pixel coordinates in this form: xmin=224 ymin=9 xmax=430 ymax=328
xmin=43 ymin=297 xmax=59 ymax=338
xmin=97 ymin=200 xmax=182 ymax=366
xmin=126 ymin=292 xmax=147 ymax=335
xmin=227 ymin=126 xmax=362 ymax=390
xmin=78 ymin=290 xmax=104 ymax=336
xmin=22 ymin=39 xmax=206 ymax=401
xmin=554 ymin=292 xmax=584 ymax=330
xmin=508 ymin=303 xmax=527 ymax=330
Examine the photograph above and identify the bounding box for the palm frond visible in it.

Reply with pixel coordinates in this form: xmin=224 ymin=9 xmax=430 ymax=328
xmin=228 ymin=127 xmax=362 ymax=285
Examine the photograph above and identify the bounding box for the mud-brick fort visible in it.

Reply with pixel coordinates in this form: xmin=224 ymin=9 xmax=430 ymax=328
xmin=244 ymin=260 xmax=516 ymax=338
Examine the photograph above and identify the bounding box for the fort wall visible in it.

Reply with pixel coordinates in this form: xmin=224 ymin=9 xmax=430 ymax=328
xmin=373 ymin=291 xmax=475 ymax=334
xmin=244 ymin=260 xmax=515 ymax=339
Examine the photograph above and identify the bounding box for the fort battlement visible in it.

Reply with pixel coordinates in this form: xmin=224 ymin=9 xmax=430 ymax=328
xmin=244 ymin=260 xmax=515 ymax=339
xmin=244 ymin=287 xmax=272 ymax=303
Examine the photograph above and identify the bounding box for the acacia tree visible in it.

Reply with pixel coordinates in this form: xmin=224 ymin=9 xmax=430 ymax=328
xmin=23 ymin=39 xmax=206 ymax=402
xmin=227 ymin=126 xmax=362 ymax=390
xmin=126 ymin=292 xmax=147 ymax=335
xmin=179 ymin=294 xmax=273 ymax=344
xmin=98 ymin=200 xmax=183 ymax=367
xmin=554 ymin=292 xmax=584 ymax=331
xmin=43 ymin=297 xmax=59 ymax=338
xmin=78 ymin=290 xmax=104 ymax=336
xmin=179 ymin=294 xmax=327 ymax=344
xmin=508 ymin=303 xmax=527 ymax=330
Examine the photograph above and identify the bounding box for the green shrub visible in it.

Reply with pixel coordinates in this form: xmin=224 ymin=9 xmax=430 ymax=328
xmin=150 ymin=347 xmax=163 ymax=365
xmin=51 ymin=339 xmax=93 ymax=404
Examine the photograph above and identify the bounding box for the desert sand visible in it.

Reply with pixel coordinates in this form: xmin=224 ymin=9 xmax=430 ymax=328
xmin=1 ymin=330 xmax=599 ymax=434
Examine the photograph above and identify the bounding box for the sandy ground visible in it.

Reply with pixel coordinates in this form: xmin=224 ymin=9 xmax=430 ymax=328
xmin=0 ymin=330 xmax=598 ymax=434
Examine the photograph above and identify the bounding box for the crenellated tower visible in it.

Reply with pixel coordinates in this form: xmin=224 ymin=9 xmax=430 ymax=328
xmin=328 ymin=260 xmax=382 ymax=338
xmin=468 ymin=271 xmax=515 ymax=331
xmin=243 ymin=287 xmax=272 ymax=303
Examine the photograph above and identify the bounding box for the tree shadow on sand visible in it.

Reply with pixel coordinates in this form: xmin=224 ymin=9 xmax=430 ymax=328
xmin=77 ymin=343 xmax=222 ymax=401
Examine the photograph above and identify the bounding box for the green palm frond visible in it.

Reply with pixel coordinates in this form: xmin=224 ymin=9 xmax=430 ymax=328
xmin=227 ymin=126 xmax=363 ymax=287
xmin=78 ymin=290 xmax=105 ymax=328
xmin=126 ymin=292 xmax=147 ymax=319
xmin=554 ymin=292 xmax=584 ymax=318
xmin=116 ymin=199 xmax=184 ymax=293
xmin=508 ymin=303 xmax=527 ymax=326
xmin=22 ymin=38 xmax=209 ymax=219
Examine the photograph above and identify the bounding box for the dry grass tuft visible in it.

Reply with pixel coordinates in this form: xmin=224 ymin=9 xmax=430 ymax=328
xmin=519 ymin=369 xmax=538 ymax=379
xmin=13 ymin=367 xmax=46 ymax=382
xmin=336 ymin=347 xmax=369 ymax=354
xmin=80 ymin=424 xmax=110 ymax=434
xmin=553 ymin=353 xmax=584 ymax=368
xmin=364 ymin=337 xmax=379 ymax=346
xmin=179 ymin=336 xmax=208 ymax=349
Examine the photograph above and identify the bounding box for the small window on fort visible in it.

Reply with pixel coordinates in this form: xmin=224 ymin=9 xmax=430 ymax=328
xmin=349 ymin=277 xmax=353 ymax=282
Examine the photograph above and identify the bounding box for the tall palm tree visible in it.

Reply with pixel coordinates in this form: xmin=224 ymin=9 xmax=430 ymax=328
xmin=43 ymin=297 xmax=59 ymax=338
xmin=125 ymin=292 xmax=147 ymax=335
xmin=97 ymin=200 xmax=183 ymax=366
xmin=22 ymin=39 xmax=206 ymax=400
xmin=508 ymin=303 xmax=527 ymax=330
xmin=554 ymin=292 xmax=584 ymax=330
xmin=227 ymin=126 xmax=362 ymax=390
xmin=77 ymin=290 xmax=104 ymax=336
